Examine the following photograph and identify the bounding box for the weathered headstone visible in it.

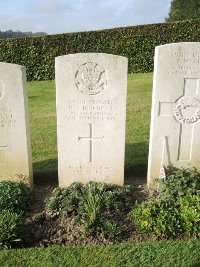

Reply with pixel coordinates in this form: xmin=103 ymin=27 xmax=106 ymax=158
xmin=0 ymin=62 xmax=33 ymax=185
xmin=56 ymin=53 xmax=128 ymax=187
xmin=148 ymin=42 xmax=200 ymax=188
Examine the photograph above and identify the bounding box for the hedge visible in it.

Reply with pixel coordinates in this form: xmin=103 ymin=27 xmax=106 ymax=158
xmin=0 ymin=19 xmax=200 ymax=81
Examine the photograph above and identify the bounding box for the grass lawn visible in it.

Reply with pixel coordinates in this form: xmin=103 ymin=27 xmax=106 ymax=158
xmin=0 ymin=240 xmax=199 ymax=267
xmin=28 ymin=72 xmax=153 ymax=184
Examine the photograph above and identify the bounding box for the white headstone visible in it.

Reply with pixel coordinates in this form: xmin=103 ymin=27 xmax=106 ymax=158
xmin=0 ymin=63 xmax=33 ymax=185
xmin=148 ymin=42 xmax=200 ymax=188
xmin=56 ymin=53 xmax=128 ymax=187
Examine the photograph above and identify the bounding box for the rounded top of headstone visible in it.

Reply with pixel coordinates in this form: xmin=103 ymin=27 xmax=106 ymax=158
xmin=155 ymin=42 xmax=200 ymax=51
xmin=55 ymin=53 xmax=128 ymax=62
xmin=0 ymin=62 xmax=24 ymax=68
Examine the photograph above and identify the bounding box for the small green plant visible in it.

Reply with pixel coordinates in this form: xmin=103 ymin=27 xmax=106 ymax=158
xmin=45 ymin=181 xmax=133 ymax=238
xmin=102 ymin=184 xmax=132 ymax=212
xmin=45 ymin=182 xmax=132 ymax=218
xmin=159 ymin=166 xmax=200 ymax=200
xmin=0 ymin=210 xmax=24 ymax=248
xmin=131 ymin=195 xmax=200 ymax=238
xmin=0 ymin=180 xmax=32 ymax=213
xmin=78 ymin=182 xmax=119 ymax=237
xmin=45 ymin=182 xmax=85 ymax=217
xmin=178 ymin=195 xmax=200 ymax=236
xmin=79 ymin=182 xmax=104 ymax=233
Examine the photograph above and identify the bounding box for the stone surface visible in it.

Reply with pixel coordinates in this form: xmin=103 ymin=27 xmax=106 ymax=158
xmin=56 ymin=53 xmax=128 ymax=187
xmin=0 ymin=62 xmax=33 ymax=185
xmin=148 ymin=42 xmax=200 ymax=188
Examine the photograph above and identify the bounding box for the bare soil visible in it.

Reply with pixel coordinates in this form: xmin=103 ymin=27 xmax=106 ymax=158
xmin=23 ymin=174 xmax=158 ymax=248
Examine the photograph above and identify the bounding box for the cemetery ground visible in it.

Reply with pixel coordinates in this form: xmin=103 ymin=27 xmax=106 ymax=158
xmin=0 ymin=73 xmax=200 ymax=266
xmin=25 ymin=72 xmax=153 ymax=247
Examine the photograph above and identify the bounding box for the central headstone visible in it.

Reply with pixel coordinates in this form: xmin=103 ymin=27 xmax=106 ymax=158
xmin=56 ymin=53 xmax=128 ymax=187
xmin=148 ymin=42 xmax=200 ymax=188
xmin=0 ymin=62 xmax=33 ymax=185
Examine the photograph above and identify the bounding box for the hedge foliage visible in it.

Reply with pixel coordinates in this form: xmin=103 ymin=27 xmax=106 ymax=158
xmin=0 ymin=20 xmax=200 ymax=81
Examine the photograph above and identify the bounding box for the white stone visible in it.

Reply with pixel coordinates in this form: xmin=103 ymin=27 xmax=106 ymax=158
xmin=148 ymin=42 xmax=200 ymax=188
xmin=56 ymin=53 xmax=128 ymax=187
xmin=0 ymin=62 xmax=33 ymax=185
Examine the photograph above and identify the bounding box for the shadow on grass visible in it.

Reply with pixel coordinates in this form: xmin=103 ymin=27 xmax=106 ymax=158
xmin=33 ymin=158 xmax=58 ymax=186
xmin=125 ymin=142 xmax=148 ymax=175
xmin=124 ymin=142 xmax=149 ymax=199
xmin=28 ymin=96 xmax=39 ymax=100
xmin=125 ymin=165 xmax=147 ymax=179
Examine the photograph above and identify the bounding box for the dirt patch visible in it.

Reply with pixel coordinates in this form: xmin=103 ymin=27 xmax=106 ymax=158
xmin=22 ymin=175 xmax=158 ymax=248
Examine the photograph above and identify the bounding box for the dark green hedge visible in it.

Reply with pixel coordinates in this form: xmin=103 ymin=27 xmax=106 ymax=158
xmin=0 ymin=20 xmax=200 ymax=81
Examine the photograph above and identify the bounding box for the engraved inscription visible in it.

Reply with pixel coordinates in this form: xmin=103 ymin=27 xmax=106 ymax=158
xmin=168 ymin=52 xmax=200 ymax=76
xmin=66 ymin=99 xmax=117 ymax=121
xmin=67 ymin=164 xmax=112 ymax=182
xmin=0 ymin=79 xmax=5 ymax=100
xmin=0 ymin=107 xmax=16 ymax=128
xmin=174 ymin=96 xmax=200 ymax=124
xmin=75 ymin=62 xmax=107 ymax=95
xmin=0 ymin=81 xmax=9 ymax=151
xmin=78 ymin=123 xmax=104 ymax=163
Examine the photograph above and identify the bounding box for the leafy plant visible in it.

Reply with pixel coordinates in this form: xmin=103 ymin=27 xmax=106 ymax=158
xmin=178 ymin=195 xmax=200 ymax=236
xmin=77 ymin=182 xmax=119 ymax=237
xmin=131 ymin=195 xmax=200 ymax=238
xmin=83 ymin=186 xmax=103 ymax=234
xmin=0 ymin=180 xmax=32 ymax=213
xmin=159 ymin=166 xmax=200 ymax=200
xmin=0 ymin=210 xmax=24 ymax=248
xmin=102 ymin=184 xmax=132 ymax=212
xmin=45 ymin=182 xmax=85 ymax=217
xmin=79 ymin=182 xmax=104 ymax=231
xmin=45 ymin=182 xmax=132 ymax=218
xmin=166 ymin=0 xmax=200 ymax=22
xmin=45 ymin=181 xmax=133 ymax=238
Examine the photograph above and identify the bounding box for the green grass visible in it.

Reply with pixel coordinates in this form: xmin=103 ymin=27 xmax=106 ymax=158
xmin=28 ymin=80 xmax=57 ymax=183
xmin=28 ymin=73 xmax=152 ymax=183
xmin=0 ymin=240 xmax=199 ymax=267
xmin=125 ymin=73 xmax=152 ymax=172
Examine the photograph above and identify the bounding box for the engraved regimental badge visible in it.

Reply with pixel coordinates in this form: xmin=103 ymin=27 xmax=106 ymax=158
xmin=0 ymin=79 xmax=5 ymax=100
xmin=75 ymin=62 xmax=107 ymax=95
xmin=174 ymin=96 xmax=200 ymax=124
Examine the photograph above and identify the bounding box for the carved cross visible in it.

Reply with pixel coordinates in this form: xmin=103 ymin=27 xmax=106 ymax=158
xmin=159 ymin=78 xmax=200 ymax=161
xmin=78 ymin=123 xmax=104 ymax=163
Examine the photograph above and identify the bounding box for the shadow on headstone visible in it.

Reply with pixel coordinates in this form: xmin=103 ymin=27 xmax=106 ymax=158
xmin=32 ymin=141 xmax=149 ymax=187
